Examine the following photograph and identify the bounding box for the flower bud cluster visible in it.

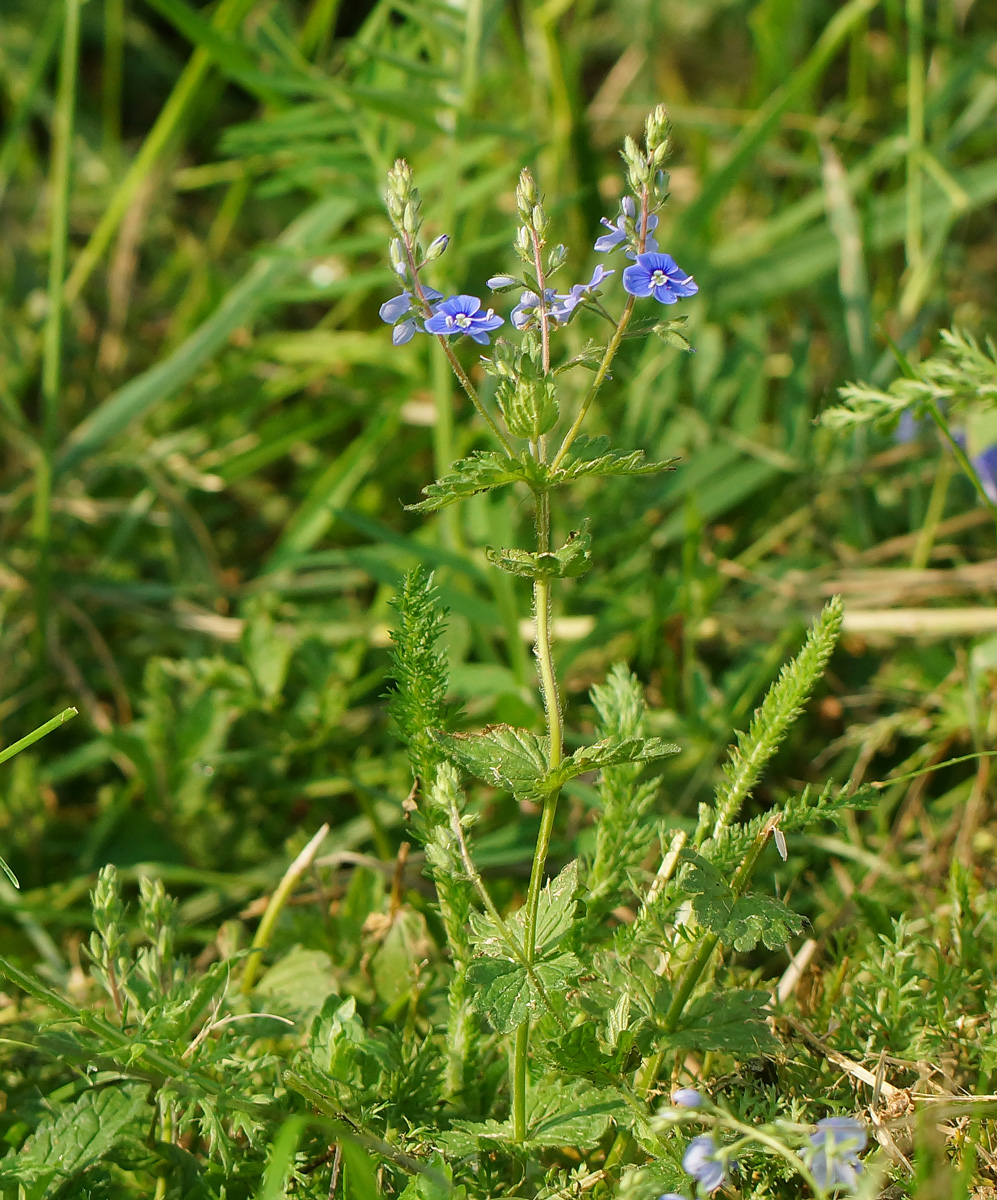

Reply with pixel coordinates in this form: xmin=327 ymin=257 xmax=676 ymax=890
xmin=621 ymin=103 xmax=672 ymax=204
xmin=515 ymin=168 xmax=550 ymax=266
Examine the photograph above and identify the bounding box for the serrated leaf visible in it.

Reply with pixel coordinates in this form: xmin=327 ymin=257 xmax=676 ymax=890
xmin=531 ymin=860 xmax=579 ymax=955
xmin=557 ymin=736 xmax=680 ymax=783
xmin=406 ymin=451 xmax=528 ymax=513
xmin=526 ymin=1080 xmax=630 ymax=1149
xmin=545 ymin=1022 xmax=636 ymax=1084
xmin=671 ymin=989 xmax=780 ymax=1054
xmin=684 ymin=856 xmax=805 ymax=950
xmin=435 ymin=1119 xmax=511 ymax=1156
xmin=466 ymin=952 xmax=579 ymax=1033
xmin=431 ymin=724 xmax=549 ymax=797
xmin=485 ymin=527 xmax=591 ymax=579
xmin=557 ymin=435 xmax=677 ymax=482
xmin=0 ymin=1083 xmax=148 ymax=1188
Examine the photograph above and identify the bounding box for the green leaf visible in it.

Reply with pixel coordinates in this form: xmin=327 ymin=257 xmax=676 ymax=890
xmin=485 ymin=527 xmax=592 ymax=579
xmin=466 ymin=952 xmax=579 ymax=1034
xmin=435 ymin=1119 xmax=511 ymax=1157
xmin=0 ymin=1083 xmax=148 ymax=1189
xmin=671 ymin=989 xmax=780 ymax=1054
xmin=684 ymin=855 xmax=806 ymax=951
xmin=341 ymin=1139 xmax=381 ymax=1200
xmin=406 ymin=451 xmax=529 ymax=513
xmin=555 ymin=736 xmax=680 ymax=785
xmin=545 ymin=1022 xmax=637 ymax=1084
xmin=557 ymin=435 xmax=677 ymax=482
xmin=530 ymin=859 xmax=580 ymax=956
xmin=432 ymin=724 xmax=549 ymax=797
xmin=526 ymin=1079 xmax=630 ymax=1149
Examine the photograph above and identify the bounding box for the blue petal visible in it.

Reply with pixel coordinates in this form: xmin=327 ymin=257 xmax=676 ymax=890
xmin=392 ymin=320 xmax=417 ymax=345
xmin=379 ymin=291 xmax=412 ymax=323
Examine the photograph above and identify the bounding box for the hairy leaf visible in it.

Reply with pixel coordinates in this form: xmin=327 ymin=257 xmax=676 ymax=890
xmin=406 ymin=451 xmax=532 ymax=513
xmin=485 ymin=527 xmax=591 ymax=579
xmin=526 ymin=1079 xmax=630 ymax=1149
xmin=557 ymin=435 xmax=677 ymax=482
xmin=684 ymin=856 xmax=806 ymax=951
xmin=432 ymin=725 xmax=549 ymax=797
xmin=466 ymin=951 xmax=579 ymax=1033
xmin=671 ymin=989 xmax=780 ymax=1054
xmin=0 ymin=1083 xmax=148 ymax=1188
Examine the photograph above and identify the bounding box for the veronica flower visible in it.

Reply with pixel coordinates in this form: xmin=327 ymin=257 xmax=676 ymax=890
xmin=805 ymin=1117 xmax=866 ymax=1190
xmin=510 ymin=288 xmax=558 ymax=330
xmin=622 ymin=252 xmax=698 ymax=305
xmin=682 ymin=1135 xmax=725 ymax=1193
xmin=378 ymin=286 xmax=443 ymax=346
xmin=593 ymin=197 xmax=659 ymax=255
xmin=424 ymin=294 xmax=504 ymax=345
xmin=550 ymin=265 xmax=615 ymax=321
xmin=670 ymin=1087 xmax=704 ymax=1108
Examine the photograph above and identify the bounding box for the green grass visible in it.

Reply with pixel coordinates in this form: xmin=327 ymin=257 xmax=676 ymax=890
xmin=1 ymin=0 xmax=997 ymax=1196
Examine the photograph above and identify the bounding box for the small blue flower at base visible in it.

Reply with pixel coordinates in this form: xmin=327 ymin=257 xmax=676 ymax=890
xmin=550 ymin=265 xmax=615 ymax=321
xmin=622 ymin=252 xmax=698 ymax=305
xmin=806 ymin=1117 xmax=866 ymax=1190
xmin=510 ymin=288 xmax=559 ymax=330
xmin=682 ymin=1135 xmax=725 ymax=1193
xmin=670 ymin=1087 xmax=704 ymax=1108
xmin=657 ymin=1194 xmax=691 ymax=1200
xmin=424 ymin=294 xmax=504 ymax=345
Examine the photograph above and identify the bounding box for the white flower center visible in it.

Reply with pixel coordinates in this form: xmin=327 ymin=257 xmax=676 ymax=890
xmin=650 ymin=270 xmax=668 ymax=286
xmin=455 ymin=313 xmax=471 ymax=328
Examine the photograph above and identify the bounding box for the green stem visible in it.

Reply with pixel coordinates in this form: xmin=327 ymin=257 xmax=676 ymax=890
xmin=512 ymin=480 xmax=566 ymax=1142
xmin=552 ymin=185 xmax=649 ymax=469
xmin=32 ymin=0 xmax=81 ymax=650
xmin=552 ymin=300 xmax=634 ymax=469
xmin=635 ymin=820 xmax=780 ymax=1102
xmin=0 ymin=707 xmax=78 ymax=768
xmin=103 ymin=0 xmax=125 ymax=155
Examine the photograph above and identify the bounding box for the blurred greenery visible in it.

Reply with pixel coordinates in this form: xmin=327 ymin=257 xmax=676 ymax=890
xmin=2 ymin=0 xmax=997 ymax=1193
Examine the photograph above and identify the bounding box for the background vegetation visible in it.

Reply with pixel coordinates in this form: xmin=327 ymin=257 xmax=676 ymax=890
xmin=1 ymin=0 xmax=997 ymax=1195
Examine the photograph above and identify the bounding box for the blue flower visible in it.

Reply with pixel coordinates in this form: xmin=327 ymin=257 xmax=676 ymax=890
xmin=510 ymin=288 xmax=558 ymax=330
xmin=424 ymin=294 xmax=504 ymax=345
xmin=594 ymin=198 xmax=659 ymax=255
xmin=379 ymin=286 xmax=443 ymax=345
xmin=682 ymin=1135 xmax=725 ymax=1193
xmin=550 ymin=265 xmax=615 ymax=321
xmin=657 ymin=1195 xmax=690 ymax=1200
xmin=974 ymin=444 xmax=997 ymax=502
xmin=622 ymin=252 xmax=698 ymax=305
xmin=670 ymin=1087 xmax=704 ymax=1108
xmin=806 ymin=1117 xmax=866 ymax=1190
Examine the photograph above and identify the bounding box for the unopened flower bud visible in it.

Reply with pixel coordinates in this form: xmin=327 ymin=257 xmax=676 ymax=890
xmin=516 ymin=167 xmax=539 ymax=212
xmin=425 ymin=233 xmax=449 ymax=260
xmin=487 ymin=274 xmax=519 ymax=291
xmin=644 ymin=104 xmax=671 ymax=158
xmin=621 ymin=196 xmax=636 ymax=218
xmin=389 ymin=238 xmax=408 ymax=277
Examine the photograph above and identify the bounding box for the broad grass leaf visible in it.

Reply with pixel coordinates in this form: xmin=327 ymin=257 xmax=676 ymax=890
xmin=341 ymin=1139 xmax=380 ymax=1200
